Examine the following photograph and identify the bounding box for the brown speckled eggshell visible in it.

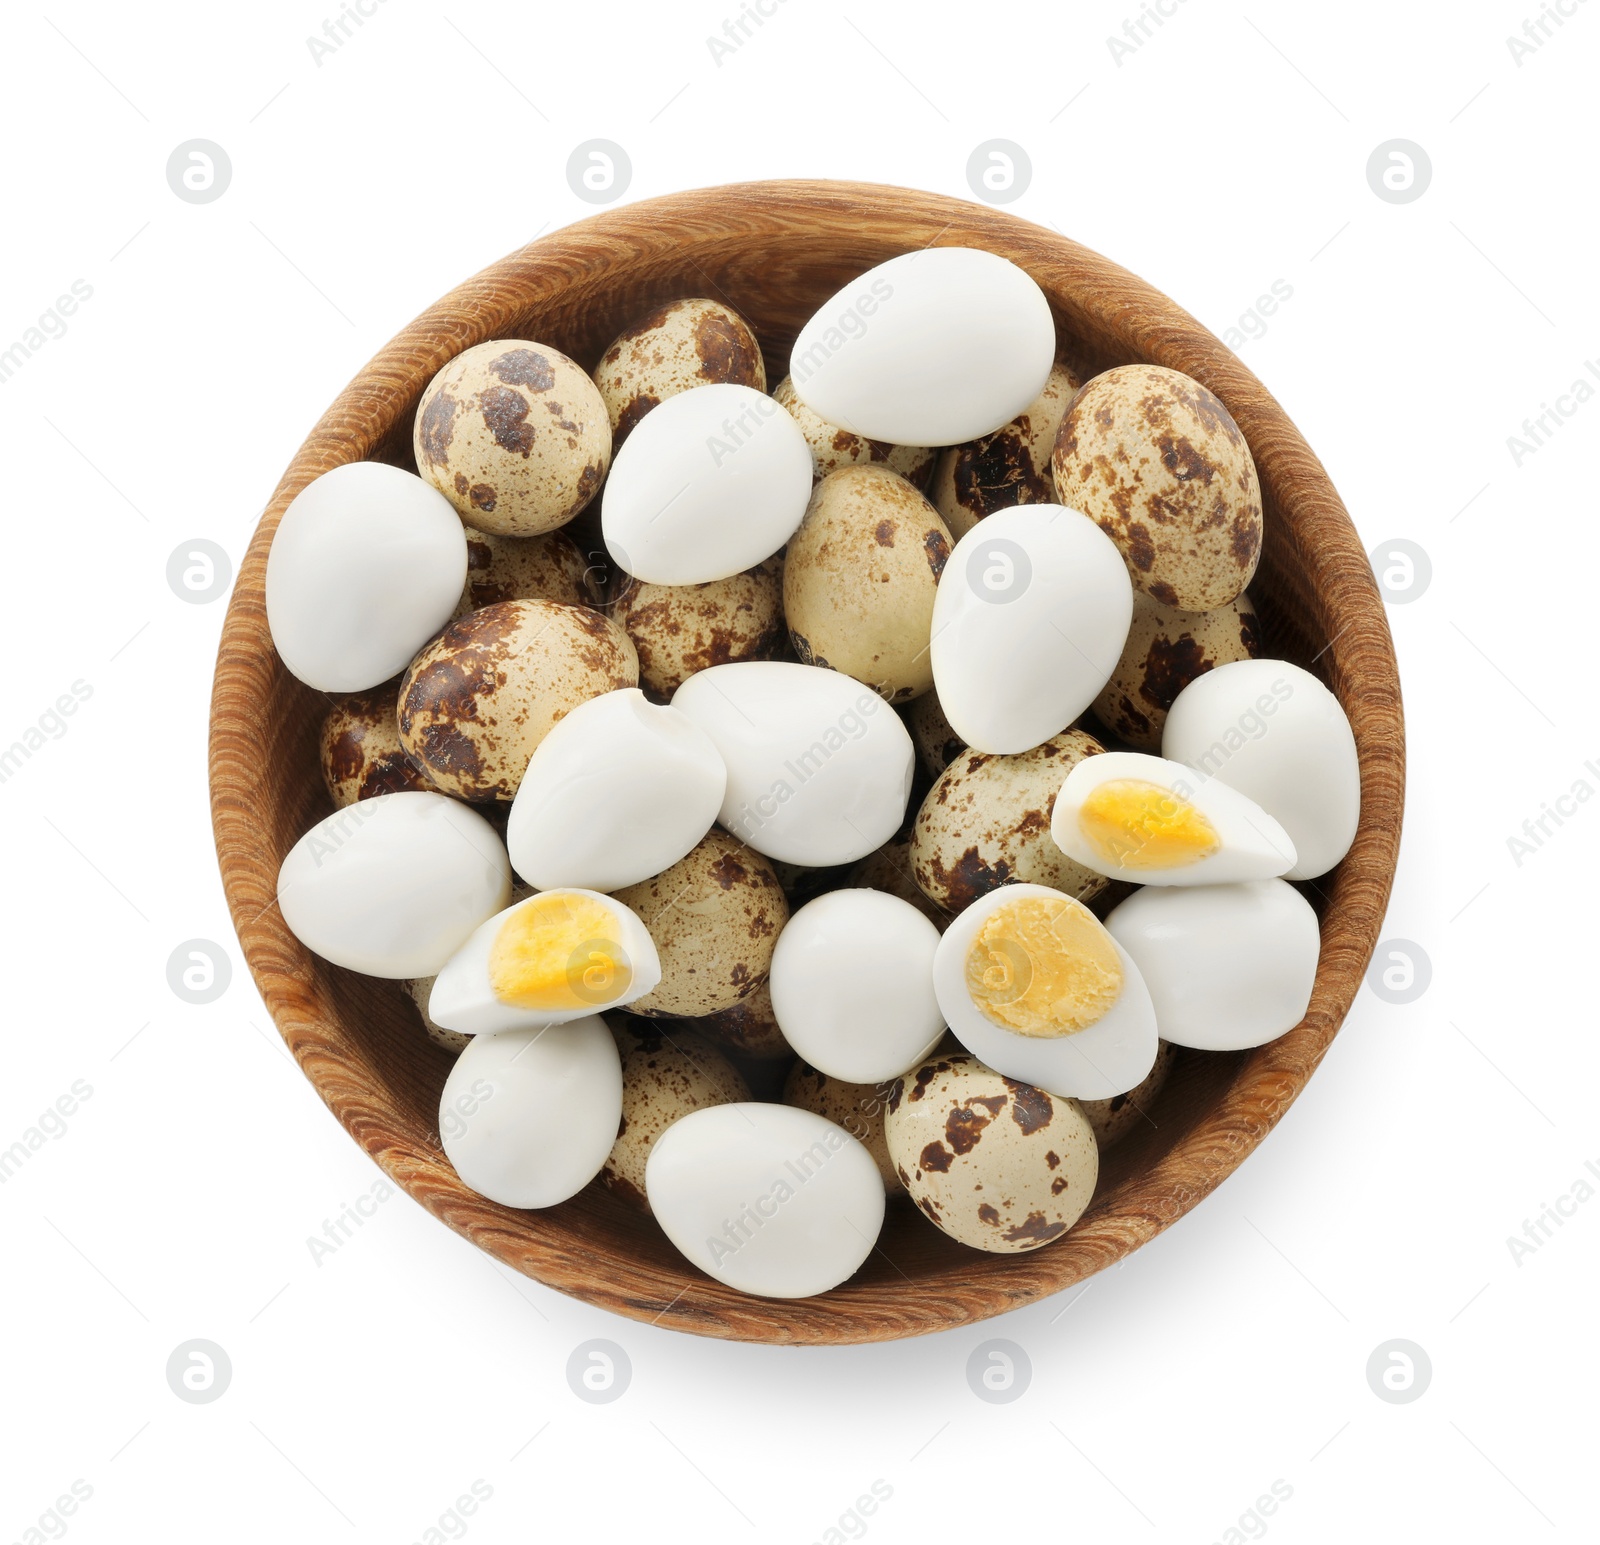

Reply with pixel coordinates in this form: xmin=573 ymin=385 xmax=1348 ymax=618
xmin=783 ymin=465 xmax=953 ymax=703
xmin=912 ymin=731 xmax=1108 ymax=915
xmin=771 ymin=375 xmax=935 ymax=488
xmin=402 ymin=977 xmax=470 ymax=1053
xmin=398 ymin=599 xmax=637 ymax=802
xmin=904 ymin=692 xmax=965 ymax=781
xmin=320 ymin=687 xmax=438 ymax=808
xmin=930 ymin=357 xmax=1081 ymax=540
xmin=885 ymin=1053 xmax=1099 ymax=1253
xmin=611 ymin=830 xmax=789 ymax=1018
xmin=414 ymin=340 xmax=610 ymax=537
xmin=1091 ymin=589 xmax=1262 ymax=751
xmin=1052 ymin=363 xmax=1262 ymax=611
xmin=611 ymin=559 xmax=785 ymax=698
xmin=594 ymin=298 xmax=766 ymax=448
xmin=1075 ymin=1040 xmax=1177 ymax=1148
xmin=454 ymin=527 xmax=601 ymax=618
xmin=693 ymin=977 xmax=793 ymax=1060
xmin=783 ymin=1061 xmax=902 ymax=1193
xmin=603 ymin=1019 xmax=749 ymax=1209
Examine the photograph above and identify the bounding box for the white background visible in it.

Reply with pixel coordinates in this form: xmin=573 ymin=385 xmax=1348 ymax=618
xmin=2 ymin=1 xmax=1596 ymax=1541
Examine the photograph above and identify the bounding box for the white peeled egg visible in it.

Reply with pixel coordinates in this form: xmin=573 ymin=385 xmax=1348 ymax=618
xmin=645 ymin=1103 xmax=885 ymax=1298
xmin=930 ymin=505 xmax=1132 ymax=754
xmin=440 ymin=1017 xmax=622 ymax=1208
xmin=1105 ymin=879 xmax=1320 ymax=1051
xmin=671 ymin=662 xmax=915 ymax=865
xmin=933 ymin=883 xmax=1159 ymax=1100
xmin=505 ymin=688 xmax=725 ymax=892
xmin=1051 ymin=750 xmax=1297 ymax=886
xmin=788 ymin=248 xmax=1055 ymax=445
xmin=601 ymin=383 xmax=812 ymax=584
xmin=265 ymin=461 xmax=467 ymax=692
xmin=1162 ymin=659 xmax=1360 ymax=881
xmin=276 ymin=791 xmax=510 ymax=978
xmin=429 ymin=889 xmax=661 ymax=1035
xmin=768 ymin=889 xmax=945 ymax=1083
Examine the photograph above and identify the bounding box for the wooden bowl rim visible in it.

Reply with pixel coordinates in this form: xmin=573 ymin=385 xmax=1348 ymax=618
xmin=209 ymin=179 xmax=1404 ymax=1344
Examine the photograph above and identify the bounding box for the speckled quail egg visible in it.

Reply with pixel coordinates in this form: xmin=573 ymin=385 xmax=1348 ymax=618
xmin=320 ymin=686 xmax=437 ymax=808
xmin=933 ymin=885 xmax=1158 ymax=1099
xmin=1162 ymin=659 xmax=1359 ymax=881
xmin=912 ymin=731 xmax=1108 ymax=914
xmin=455 ymin=526 xmax=600 ymax=617
xmin=1053 ymin=364 xmax=1262 ymax=611
xmin=1105 ymin=880 xmax=1320 ymax=1050
xmin=694 ymin=977 xmax=793 ymax=1060
xmin=414 ymin=341 xmax=609 ymax=536
xmin=440 ymin=1016 xmax=621 ymax=1209
xmin=1092 ymin=590 xmax=1261 ymax=751
xmin=1051 ymin=750 xmax=1297 ymax=886
xmin=783 ymin=465 xmax=953 ymax=703
xmin=783 ymin=1061 xmax=901 ymax=1193
xmin=610 ymin=560 xmax=785 ymax=698
xmin=930 ymin=356 xmax=1081 ymax=540
xmin=770 ymin=375 xmax=935 ymax=487
xmin=905 ymin=692 xmax=965 ymax=781
xmin=398 ymin=599 xmax=638 ymax=802
xmin=611 ymin=830 xmax=789 ymax=1017
xmin=885 ymin=1053 xmax=1098 ymax=1252
xmin=1075 ymin=1040 xmax=1176 ymax=1147
xmin=403 ymin=977 xmax=470 ymax=1052
xmin=602 ymin=1019 xmax=749 ymax=1209
xmin=428 ymin=888 xmax=661 ymax=1035
xmin=276 ymin=792 xmax=511 ymax=978
xmin=593 ymin=298 xmax=766 ymax=448
xmin=847 ymin=832 xmax=948 ymax=928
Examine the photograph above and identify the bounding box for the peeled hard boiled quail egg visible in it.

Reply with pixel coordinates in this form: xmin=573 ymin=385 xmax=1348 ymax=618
xmin=1051 ymin=751 xmax=1297 ymax=886
xmin=768 ymin=889 xmax=945 ymax=1084
xmin=930 ymin=505 xmax=1133 ymax=755
xmin=505 ymin=689 xmax=725 ymax=893
xmin=1162 ymin=659 xmax=1359 ymax=881
xmin=440 ymin=1016 xmax=622 ymax=1209
xmin=428 ymin=889 xmax=661 ymax=1035
xmin=771 ymin=375 xmax=934 ymax=487
xmin=885 ymin=1053 xmax=1098 ymax=1253
xmin=276 ymin=792 xmax=510 ymax=978
xmin=1105 ymin=880 xmax=1320 ymax=1050
xmin=933 ymin=884 xmax=1158 ymax=1100
xmin=789 ymin=248 xmax=1055 ymax=446
xmin=601 ymin=383 xmax=812 ymax=584
xmin=414 ymin=340 xmax=609 ymax=536
xmin=265 ymin=461 xmax=467 ymax=693
xmin=645 ymin=1103 xmax=885 ymax=1298
xmin=671 ymin=662 xmax=916 ymax=866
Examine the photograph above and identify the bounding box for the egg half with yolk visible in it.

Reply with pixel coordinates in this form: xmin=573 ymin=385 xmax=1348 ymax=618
xmin=429 ymin=889 xmax=661 ymax=1036
xmin=933 ymin=883 xmax=1158 ymax=1099
xmin=1051 ymin=751 xmax=1296 ymax=886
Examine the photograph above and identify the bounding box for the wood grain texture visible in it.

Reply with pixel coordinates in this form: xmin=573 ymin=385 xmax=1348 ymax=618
xmin=208 ymin=180 xmax=1404 ymax=1344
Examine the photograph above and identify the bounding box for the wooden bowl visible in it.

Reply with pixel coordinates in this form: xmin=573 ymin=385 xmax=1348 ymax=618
xmin=209 ymin=180 xmax=1403 ymax=1344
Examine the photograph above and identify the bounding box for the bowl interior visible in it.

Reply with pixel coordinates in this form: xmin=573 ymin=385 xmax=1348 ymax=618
xmin=210 ymin=181 xmax=1402 ymax=1343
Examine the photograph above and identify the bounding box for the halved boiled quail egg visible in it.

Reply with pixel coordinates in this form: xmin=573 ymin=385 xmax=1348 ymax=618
xmin=1050 ymin=751 xmax=1296 ymax=886
xmin=932 ymin=883 xmax=1158 ymax=1099
xmin=429 ymin=889 xmax=661 ymax=1035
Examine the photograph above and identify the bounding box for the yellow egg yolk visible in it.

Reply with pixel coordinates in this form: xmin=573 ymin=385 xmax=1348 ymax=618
xmin=1077 ymin=778 xmax=1220 ymax=871
xmin=964 ymin=893 xmax=1124 ymax=1038
xmin=488 ymin=893 xmax=630 ymax=1011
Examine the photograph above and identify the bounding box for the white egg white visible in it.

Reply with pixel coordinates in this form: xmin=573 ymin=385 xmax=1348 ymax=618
xmin=933 ymin=884 xmax=1160 ymax=1100
xmin=1105 ymin=879 xmax=1320 ymax=1051
xmin=429 ymin=889 xmax=661 ymax=1036
xmin=1051 ymin=750 xmax=1297 ymax=886
xmin=505 ymin=689 xmax=726 ymax=893
xmin=1163 ymin=659 xmax=1360 ymax=881
xmin=929 ymin=506 xmax=1133 ymax=755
